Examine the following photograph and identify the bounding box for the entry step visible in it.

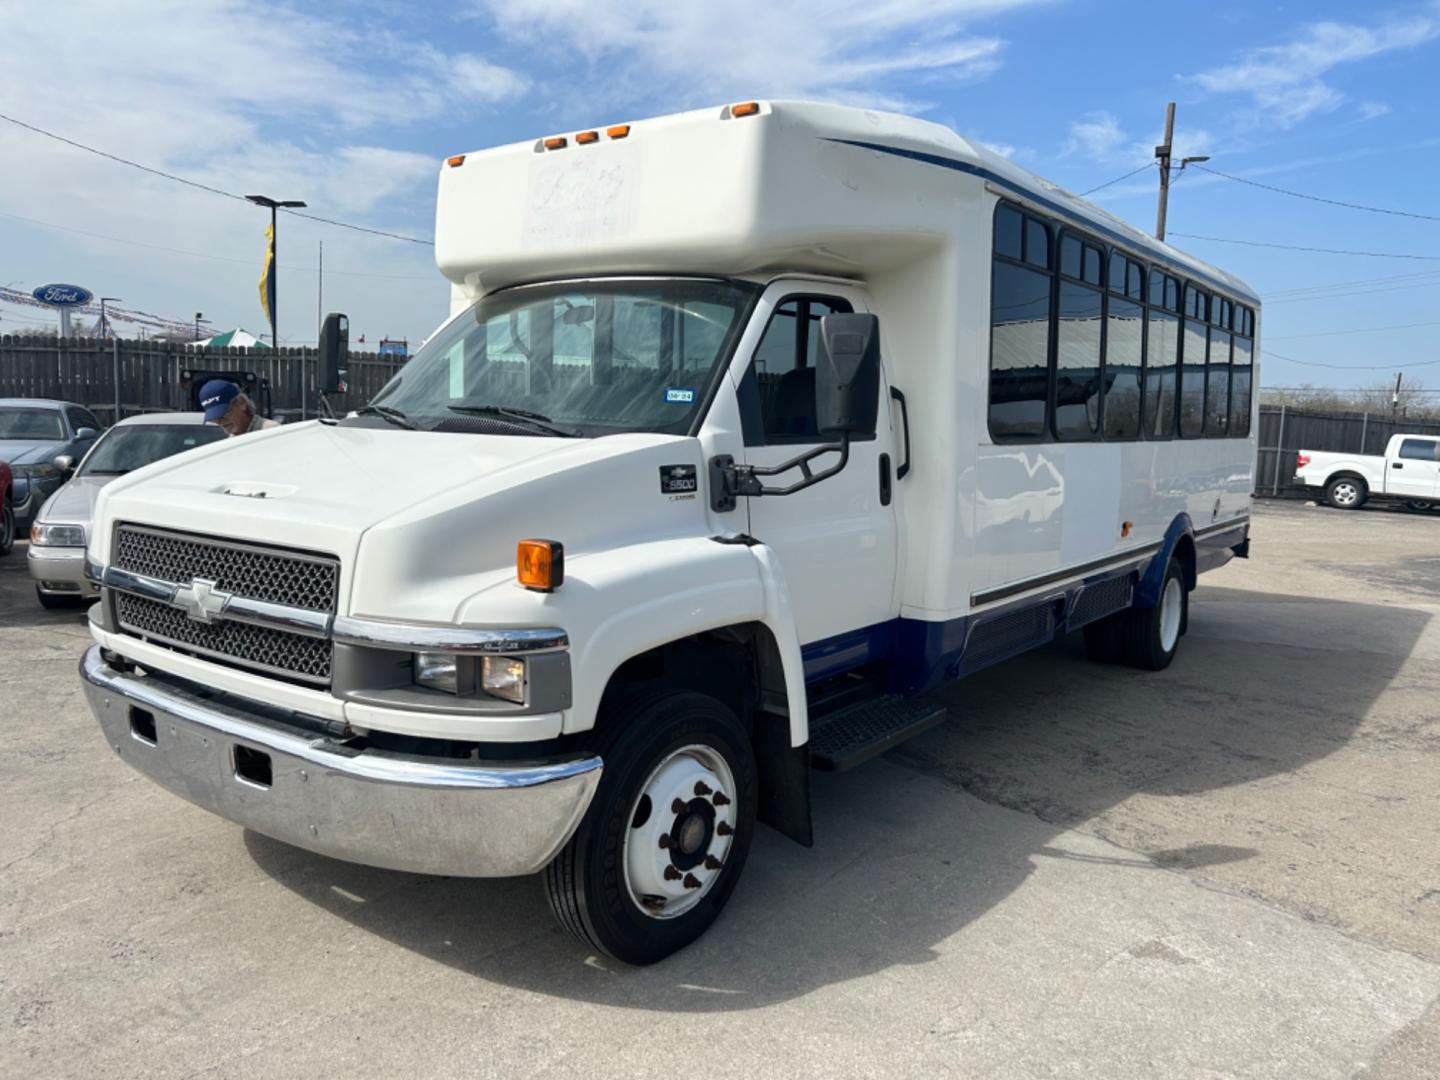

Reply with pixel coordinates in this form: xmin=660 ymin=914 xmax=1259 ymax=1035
xmin=808 ymin=695 xmax=948 ymax=772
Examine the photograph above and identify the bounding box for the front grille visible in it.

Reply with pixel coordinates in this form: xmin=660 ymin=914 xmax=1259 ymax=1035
xmin=115 ymin=525 xmax=337 ymax=612
xmin=112 ymin=524 xmax=339 ymax=685
xmin=115 ymin=593 xmax=333 ymax=684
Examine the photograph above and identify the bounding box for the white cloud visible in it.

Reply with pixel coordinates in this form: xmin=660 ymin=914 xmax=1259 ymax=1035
xmin=468 ymin=0 xmax=1043 ymax=114
xmin=1185 ymin=14 xmax=1440 ymax=127
xmin=1064 ymin=110 xmax=1212 ymax=167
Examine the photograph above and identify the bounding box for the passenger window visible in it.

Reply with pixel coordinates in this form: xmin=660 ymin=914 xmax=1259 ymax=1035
xmin=1053 ymin=279 xmax=1102 ymax=439
xmin=1399 ymin=438 xmax=1439 ymax=461
xmin=990 ymin=260 xmax=1052 ymax=439
xmin=1230 ymin=335 xmax=1253 ymax=437
xmin=1145 ymin=309 xmax=1179 ymax=438
xmin=994 ymin=205 xmax=1023 ymax=261
xmin=1206 ymin=328 xmax=1231 ymax=436
xmin=741 ymin=295 xmax=853 ymax=444
xmin=1104 ymin=297 xmax=1143 ymax=439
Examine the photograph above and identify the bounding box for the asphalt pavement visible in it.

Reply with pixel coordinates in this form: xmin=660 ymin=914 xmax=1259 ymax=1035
xmin=2 ymin=499 xmax=1437 ymax=1079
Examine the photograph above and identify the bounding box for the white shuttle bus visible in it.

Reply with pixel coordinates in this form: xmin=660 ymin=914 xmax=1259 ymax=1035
xmin=81 ymin=101 xmax=1257 ymax=963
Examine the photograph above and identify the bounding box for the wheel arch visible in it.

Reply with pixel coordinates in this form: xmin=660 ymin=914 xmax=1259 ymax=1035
xmin=1136 ymin=514 xmax=1197 ymax=608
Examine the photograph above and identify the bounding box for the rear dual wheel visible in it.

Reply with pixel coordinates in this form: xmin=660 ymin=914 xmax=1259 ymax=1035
xmin=544 ymin=691 xmax=757 ymax=966
xmin=1084 ymin=557 xmax=1186 ymax=671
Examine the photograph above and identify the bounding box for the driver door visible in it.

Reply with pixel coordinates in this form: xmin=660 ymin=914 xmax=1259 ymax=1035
xmin=732 ymin=282 xmax=900 ymax=649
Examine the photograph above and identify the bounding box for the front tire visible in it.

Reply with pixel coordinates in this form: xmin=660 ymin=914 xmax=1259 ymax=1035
xmin=1122 ymin=559 xmax=1187 ymax=671
xmin=35 ymin=586 xmax=81 ymax=610
xmin=1325 ymin=476 xmax=1367 ymax=510
xmin=0 ymin=499 xmax=13 ymax=556
xmin=544 ymin=691 xmax=757 ymax=965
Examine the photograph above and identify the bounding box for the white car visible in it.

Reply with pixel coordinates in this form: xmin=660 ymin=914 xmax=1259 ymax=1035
xmin=28 ymin=412 xmax=225 ymax=608
xmin=1295 ymin=433 xmax=1440 ymax=510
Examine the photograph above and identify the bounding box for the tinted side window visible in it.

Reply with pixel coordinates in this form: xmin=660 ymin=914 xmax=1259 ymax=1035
xmin=1104 ymin=297 xmax=1143 ymax=439
xmin=1399 ymin=438 xmax=1439 ymax=461
xmin=1230 ymin=335 xmax=1253 ymax=437
xmin=742 ymin=295 xmax=853 ymax=444
xmin=990 ymin=260 xmax=1052 ymax=439
xmin=1144 ymin=310 xmax=1179 ymax=438
xmin=1206 ymin=329 xmax=1231 ymax=436
xmin=1179 ymin=294 xmax=1208 ymax=437
xmin=1053 ymin=279 xmax=1102 ymax=439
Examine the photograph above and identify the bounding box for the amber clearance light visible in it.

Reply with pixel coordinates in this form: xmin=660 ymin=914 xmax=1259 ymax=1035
xmin=518 ymin=540 xmax=565 ymax=592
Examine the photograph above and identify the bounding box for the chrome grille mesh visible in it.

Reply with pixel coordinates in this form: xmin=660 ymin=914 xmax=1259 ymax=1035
xmin=111 ymin=524 xmax=339 ymax=685
xmin=115 ymin=593 xmax=333 ymax=683
xmin=115 ymin=525 xmax=337 ymax=612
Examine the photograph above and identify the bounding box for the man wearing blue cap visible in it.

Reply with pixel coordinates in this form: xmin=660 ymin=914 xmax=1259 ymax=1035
xmin=199 ymin=379 xmax=280 ymax=436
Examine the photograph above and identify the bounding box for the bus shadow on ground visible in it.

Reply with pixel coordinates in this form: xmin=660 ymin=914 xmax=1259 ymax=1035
xmin=243 ymin=585 xmax=1430 ymax=1012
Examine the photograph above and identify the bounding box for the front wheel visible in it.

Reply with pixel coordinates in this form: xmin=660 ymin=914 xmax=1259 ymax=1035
xmin=1325 ymin=476 xmax=1367 ymax=510
xmin=544 ymin=691 xmax=757 ymax=965
xmin=0 ymin=499 xmax=13 ymax=556
xmin=1404 ymin=500 xmax=1434 ymax=513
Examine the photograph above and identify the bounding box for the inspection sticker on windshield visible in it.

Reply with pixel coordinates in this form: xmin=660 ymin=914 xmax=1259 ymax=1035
xmin=660 ymin=464 xmax=698 ymax=499
xmin=665 ymin=387 xmax=696 ymax=404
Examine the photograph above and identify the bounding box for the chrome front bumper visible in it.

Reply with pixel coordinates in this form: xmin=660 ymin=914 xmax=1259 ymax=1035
xmin=80 ymin=645 xmax=602 ymax=877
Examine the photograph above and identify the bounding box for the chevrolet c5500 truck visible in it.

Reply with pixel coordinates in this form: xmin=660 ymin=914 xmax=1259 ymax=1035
xmin=82 ymin=101 xmax=1258 ymax=964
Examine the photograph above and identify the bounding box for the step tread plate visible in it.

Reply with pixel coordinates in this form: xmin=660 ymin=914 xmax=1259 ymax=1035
xmin=809 ymin=695 xmax=949 ymax=772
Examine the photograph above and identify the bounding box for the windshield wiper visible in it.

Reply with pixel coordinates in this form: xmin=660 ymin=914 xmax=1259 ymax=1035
xmin=446 ymin=404 xmax=579 ymax=438
xmin=353 ymin=404 xmax=417 ymax=430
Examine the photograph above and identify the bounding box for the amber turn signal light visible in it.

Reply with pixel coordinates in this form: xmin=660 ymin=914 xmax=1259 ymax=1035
xmin=730 ymin=101 xmax=760 ymax=117
xmin=543 ymin=136 xmax=568 ymax=150
xmin=518 ymin=540 xmax=564 ymax=592
xmin=576 ymin=130 xmax=600 ymax=145
xmin=446 ymin=154 xmax=466 ymax=167
xmin=606 ymin=124 xmax=631 ymax=139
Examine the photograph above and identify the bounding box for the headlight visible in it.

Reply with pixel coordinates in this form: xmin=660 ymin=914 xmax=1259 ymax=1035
xmin=30 ymin=522 xmax=86 ymax=547
xmin=412 ymin=652 xmax=526 ymax=703
xmin=414 ymin=652 xmax=461 ymax=694
xmin=480 ymin=656 xmax=526 ymax=703
xmin=15 ymin=463 xmax=61 ymax=481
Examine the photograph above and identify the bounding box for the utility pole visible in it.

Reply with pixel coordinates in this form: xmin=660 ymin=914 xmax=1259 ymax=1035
xmin=317 ymin=239 xmax=324 ymax=335
xmin=245 ymin=193 xmax=308 ymax=351
xmin=1155 ymin=102 xmax=1175 ymax=241
xmin=1392 ymin=372 xmax=1403 ymax=430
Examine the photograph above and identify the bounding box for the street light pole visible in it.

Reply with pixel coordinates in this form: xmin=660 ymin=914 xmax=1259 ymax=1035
xmin=101 ymin=296 xmax=123 ymax=423
xmin=99 ymin=296 xmax=122 ymax=340
xmin=245 ymin=194 xmax=307 ymax=349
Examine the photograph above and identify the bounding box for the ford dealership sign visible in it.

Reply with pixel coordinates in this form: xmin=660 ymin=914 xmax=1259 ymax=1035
xmin=32 ymin=283 xmax=93 ymax=307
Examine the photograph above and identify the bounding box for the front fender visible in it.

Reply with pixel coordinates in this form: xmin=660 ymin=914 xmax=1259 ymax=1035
xmin=540 ymin=537 xmax=810 ymax=746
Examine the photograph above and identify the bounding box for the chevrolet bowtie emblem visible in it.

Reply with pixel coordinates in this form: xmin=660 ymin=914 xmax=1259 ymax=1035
xmin=173 ymin=577 xmax=232 ymax=625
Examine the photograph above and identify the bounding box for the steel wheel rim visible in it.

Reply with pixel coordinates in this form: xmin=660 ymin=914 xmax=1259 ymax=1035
xmin=622 ymin=743 xmax=737 ymax=920
xmin=1333 ymin=483 xmax=1358 ymax=506
xmin=1159 ymin=577 xmax=1183 ymax=653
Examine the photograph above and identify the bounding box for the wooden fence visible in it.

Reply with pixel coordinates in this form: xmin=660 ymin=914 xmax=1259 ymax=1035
xmin=0 ymin=335 xmax=407 ymax=423
xmin=1257 ymin=405 xmax=1440 ymax=496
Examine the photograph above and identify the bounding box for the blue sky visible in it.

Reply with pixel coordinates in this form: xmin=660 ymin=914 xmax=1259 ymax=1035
xmin=2 ymin=0 xmax=1438 ymax=393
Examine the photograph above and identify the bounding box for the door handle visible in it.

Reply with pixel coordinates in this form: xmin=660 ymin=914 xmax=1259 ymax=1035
xmin=879 ymin=453 xmax=892 ymax=506
xmin=889 ymin=386 xmax=911 ymax=480
xmin=1393 ymin=462 xmax=1404 ymax=469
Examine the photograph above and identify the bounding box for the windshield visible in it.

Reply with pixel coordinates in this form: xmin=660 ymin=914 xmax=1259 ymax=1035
xmin=368 ymin=279 xmax=759 ymax=436
xmin=79 ymin=424 xmax=226 ymax=476
xmin=0 ymin=407 xmax=64 ymax=440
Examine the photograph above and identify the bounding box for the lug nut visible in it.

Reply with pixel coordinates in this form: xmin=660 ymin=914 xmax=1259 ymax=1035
xmin=716 ymin=822 xmax=733 ymax=836
xmin=658 ymin=834 xmax=672 ymax=849
xmin=664 ymin=865 xmax=682 ymax=881
xmin=672 ymin=798 xmax=687 ymax=815
xmin=682 ymin=873 xmax=701 ymax=890
xmin=694 ymin=781 xmax=712 ymax=796
xmin=704 ymin=855 xmax=722 ymax=871
xmin=712 ymin=792 xmax=731 ymax=807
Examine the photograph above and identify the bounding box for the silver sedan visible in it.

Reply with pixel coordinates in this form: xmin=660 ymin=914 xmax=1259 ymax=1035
xmin=28 ymin=412 xmax=226 ymax=608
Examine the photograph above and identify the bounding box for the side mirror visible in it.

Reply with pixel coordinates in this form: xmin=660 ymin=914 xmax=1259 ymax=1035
xmin=319 ymin=312 xmax=349 ymax=395
xmin=75 ymin=427 xmax=98 ymax=440
xmin=815 ymin=313 xmax=881 ymax=437
xmin=53 ymin=454 xmax=75 ymax=474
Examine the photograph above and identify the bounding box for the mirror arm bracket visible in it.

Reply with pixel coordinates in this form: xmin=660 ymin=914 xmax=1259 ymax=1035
xmin=709 ymin=434 xmax=851 ymax=512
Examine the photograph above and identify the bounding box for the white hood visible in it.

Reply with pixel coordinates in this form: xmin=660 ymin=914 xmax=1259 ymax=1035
xmin=91 ymin=420 xmax=711 ymax=621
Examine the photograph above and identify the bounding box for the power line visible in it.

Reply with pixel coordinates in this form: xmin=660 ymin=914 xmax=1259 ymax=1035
xmin=1079 ymin=162 xmax=1153 ymax=197
xmin=1267 ymin=319 xmax=1440 ymax=342
xmin=1192 ymin=164 xmax=1440 ymax=222
xmin=0 ymin=111 xmax=435 ymax=246
xmin=1172 ymin=232 xmax=1440 ymax=261
xmin=0 ymin=209 xmax=433 ymax=281
xmin=1262 ymin=346 xmax=1440 ymax=371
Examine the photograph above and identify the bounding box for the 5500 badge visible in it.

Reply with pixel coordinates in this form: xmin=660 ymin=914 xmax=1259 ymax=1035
xmin=659 ymin=464 xmax=698 ymax=500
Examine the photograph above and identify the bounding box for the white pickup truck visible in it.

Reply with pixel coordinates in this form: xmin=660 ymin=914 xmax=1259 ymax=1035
xmin=80 ymin=100 xmax=1258 ymax=964
xmin=1296 ymin=433 xmax=1440 ymax=510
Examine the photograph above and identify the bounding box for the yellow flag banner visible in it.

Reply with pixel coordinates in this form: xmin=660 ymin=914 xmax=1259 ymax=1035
xmin=257 ymin=223 xmax=275 ymax=336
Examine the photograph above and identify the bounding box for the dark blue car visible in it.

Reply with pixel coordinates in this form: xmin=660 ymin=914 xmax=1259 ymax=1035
xmin=0 ymin=399 xmax=105 ymax=528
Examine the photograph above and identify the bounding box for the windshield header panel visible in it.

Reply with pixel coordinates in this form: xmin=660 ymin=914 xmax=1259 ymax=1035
xmin=366 ymin=278 xmax=761 ymax=438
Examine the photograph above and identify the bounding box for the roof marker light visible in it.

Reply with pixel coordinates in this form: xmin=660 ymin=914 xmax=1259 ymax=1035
xmin=543 ymin=136 xmax=568 ymax=150
xmin=730 ymin=101 xmax=760 ymax=118
xmin=607 ymin=124 xmax=631 ymax=139
xmin=446 ymin=155 xmax=466 ymax=167
xmin=576 ymin=130 xmax=600 ymax=145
